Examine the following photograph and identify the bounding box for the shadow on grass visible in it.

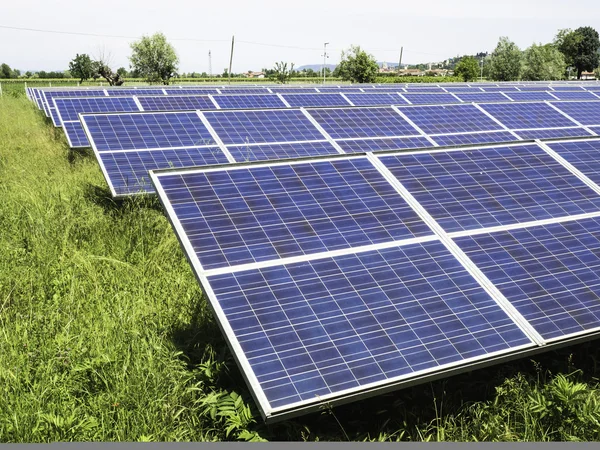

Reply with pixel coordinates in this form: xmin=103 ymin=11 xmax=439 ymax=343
xmin=83 ymin=183 xmax=164 ymax=216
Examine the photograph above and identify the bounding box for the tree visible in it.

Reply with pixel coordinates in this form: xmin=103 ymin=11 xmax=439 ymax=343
xmin=334 ymin=45 xmax=379 ymax=83
xmin=116 ymin=67 xmax=128 ymax=78
xmin=522 ymin=43 xmax=566 ymax=81
xmin=69 ymin=53 xmax=95 ymax=83
xmin=270 ymin=61 xmax=295 ymax=84
xmin=488 ymin=37 xmax=522 ymax=81
xmin=0 ymin=63 xmax=12 ymax=79
xmin=129 ymin=33 xmax=179 ymax=85
xmin=555 ymin=27 xmax=600 ymax=79
xmin=454 ymin=56 xmax=479 ymax=81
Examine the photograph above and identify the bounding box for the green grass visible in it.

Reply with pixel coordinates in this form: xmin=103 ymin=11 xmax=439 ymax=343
xmin=2 ymin=91 xmax=600 ymax=442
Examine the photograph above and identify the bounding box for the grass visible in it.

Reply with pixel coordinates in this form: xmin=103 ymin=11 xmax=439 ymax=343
xmin=2 ymin=90 xmax=600 ymax=442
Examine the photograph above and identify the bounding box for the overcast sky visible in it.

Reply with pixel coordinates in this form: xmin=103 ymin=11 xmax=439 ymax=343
xmin=2 ymin=0 xmax=599 ymax=73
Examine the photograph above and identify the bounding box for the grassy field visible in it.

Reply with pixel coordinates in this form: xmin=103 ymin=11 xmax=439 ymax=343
xmin=2 ymin=91 xmax=600 ymax=442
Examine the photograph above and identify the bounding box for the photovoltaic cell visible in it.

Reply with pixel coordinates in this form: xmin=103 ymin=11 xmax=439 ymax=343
xmin=307 ymin=107 xmax=419 ymax=139
xmin=207 ymin=240 xmax=531 ymax=410
xmin=167 ymin=88 xmax=220 ymax=95
xmin=269 ymin=88 xmax=319 ymax=93
xmin=204 ymin=109 xmax=325 ymax=145
xmin=380 ymin=144 xmax=600 ymax=232
xmin=551 ymin=92 xmax=599 ymax=101
xmin=281 ymin=93 xmax=351 ymax=107
xmin=138 ymin=95 xmax=216 ymax=111
xmin=64 ymin=122 xmax=91 ymax=148
xmin=551 ymin=101 xmax=600 ymax=126
xmin=227 ymin=141 xmax=340 ymax=162
xmin=54 ymin=96 xmax=140 ymax=122
xmin=479 ymin=102 xmax=578 ymax=129
xmin=431 ymin=131 xmax=519 ymax=147
xmin=336 ymin=137 xmax=433 ymax=153
xmin=158 ymin=158 xmax=434 ymax=269
xmin=455 ymin=217 xmax=600 ymax=340
xmin=505 ymin=92 xmax=557 ymax=101
xmin=344 ymin=93 xmax=407 ymax=106
xmin=397 ymin=104 xmax=503 ymax=134
xmin=213 ymin=94 xmax=287 ymax=109
xmin=403 ymin=87 xmax=446 ymax=93
xmin=218 ymin=88 xmax=272 ymax=94
xmin=82 ymin=111 xmax=215 ymax=151
xmin=107 ymin=89 xmax=166 ymax=96
xmin=99 ymin=146 xmax=229 ymax=196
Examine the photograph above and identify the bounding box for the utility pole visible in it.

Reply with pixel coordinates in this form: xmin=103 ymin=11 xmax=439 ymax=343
xmin=480 ymin=56 xmax=484 ymax=82
xmin=322 ymin=42 xmax=329 ymax=85
xmin=398 ymin=46 xmax=403 ymax=73
xmin=208 ymin=50 xmax=212 ymax=77
xmin=228 ymin=36 xmax=235 ymax=85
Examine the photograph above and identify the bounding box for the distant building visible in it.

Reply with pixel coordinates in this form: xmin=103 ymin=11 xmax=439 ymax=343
xmin=245 ymin=71 xmax=265 ymax=78
xmin=581 ymin=71 xmax=596 ymax=80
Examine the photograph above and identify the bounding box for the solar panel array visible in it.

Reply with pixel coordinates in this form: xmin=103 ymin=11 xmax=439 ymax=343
xmin=150 ymin=137 xmax=600 ymax=422
xmin=80 ymin=101 xmax=599 ymax=196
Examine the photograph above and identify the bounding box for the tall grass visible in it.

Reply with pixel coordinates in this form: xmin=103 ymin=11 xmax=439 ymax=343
xmin=2 ymin=93 xmax=600 ymax=442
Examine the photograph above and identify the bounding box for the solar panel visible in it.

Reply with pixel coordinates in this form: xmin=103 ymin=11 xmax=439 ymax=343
xmin=107 ymin=89 xmax=166 ymax=96
xmin=98 ymin=146 xmax=229 ymax=196
xmin=54 ymin=96 xmax=140 ymax=122
xmin=269 ymin=88 xmax=319 ymax=93
xmin=431 ymin=131 xmax=520 ymax=147
xmin=443 ymin=87 xmax=485 ymax=93
xmin=336 ymin=137 xmax=434 ymax=153
xmin=550 ymin=101 xmax=600 ymax=126
xmin=454 ymin=93 xmax=510 ymax=103
xmin=479 ymin=102 xmax=578 ymax=129
xmin=380 ymin=143 xmax=600 ymax=233
xmin=166 ymin=88 xmax=220 ymax=95
xmin=281 ymin=93 xmax=351 ymax=107
xmin=213 ymin=94 xmax=287 ymax=109
xmin=482 ymin=87 xmax=519 ymax=92
xmin=159 ymin=158 xmax=434 ymax=269
xmin=227 ymin=141 xmax=339 ymax=162
xmin=505 ymin=92 xmax=557 ymax=101
xmin=218 ymin=88 xmax=271 ymax=94
xmin=82 ymin=111 xmax=215 ymax=151
xmin=317 ymin=87 xmax=364 ymax=92
xmin=344 ymin=93 xmax=407 ymax=106
xmin=403 ymin=87 xmax=446 ymax=93
xmin=548 ymin=139 xmax=600 ymax=186
xmin=138 ymin=95 xmax=216 ymax=111
xmin=397 ymin=104 xmax=503 ymax=134
xmin=455 ymin=217 xmax=600 ymax=340
xmin=151 ymin=155 xmax=536 ymax=421
xmin=515 ymin=128 xmax=593 ymax=140
xmin=64 ymin=121 xmax=91 ymax=148
xmin=550 ymin=91 xmax=599 ymax=101
xmin=402 ymin=93 xmax=462 ymax=105
xmin=203 ymin=109 xmax=325 ymax=145
xmin=307 ymin=107 xmax=419 ymax=139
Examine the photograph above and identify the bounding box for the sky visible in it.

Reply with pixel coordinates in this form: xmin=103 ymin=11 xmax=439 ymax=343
xmin=2 ymin=0 xmax=599 ymax=73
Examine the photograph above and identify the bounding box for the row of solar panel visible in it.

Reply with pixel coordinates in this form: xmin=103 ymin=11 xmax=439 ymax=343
xmin=79 ymin=101 xmax=600 ymax=196
xmin=53 ymin=92 xmax=600 ymax=148
xmin=149 ymin=137 xmax=600 ymax=421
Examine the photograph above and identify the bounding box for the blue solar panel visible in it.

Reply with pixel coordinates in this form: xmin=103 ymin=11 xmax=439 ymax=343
xmin=431 ymin=131 xmax=519 ymax=147
xmin=50 ymin=107 xmax=62 ymax=127
xmin=138 ymin=95 xmax=216 ymax=111
xmin=403 ymin=87 xmax=446 ymax=93
xmin=213 ymin=94 xmax=287 ymax=109
xmin=337 ymin=137 xmax=434 ymax=153
xmin=307 ymin=107 xmax=419 ymax=139
xmin=397 ymin=104 xmax=503 ymax=134
xmin=159 ymin=158 xmax=433 ymax=269
xmin=482 ymin=87 xmax=520 ymax=92
xmin=218 ymin=88 xmax=271 ymax=94
xmin=455 ymin=217 xmax=600 ymax=340
xmin=380 ymin=143 xmax=600 ymax=232
xmin=515 ymin=127 xmax=593 ymax=140
xmin=551 ymin=101 xmax=600 ymax=126
xmin=269 ymin=88 xmax=319 ymax=93
xmin=227 ymin=141 xmax=339 ymax=162
xmin=317 ymin=87 xmax=364 ymax=93
xmin=480 ymin=102 xmax=578 ymax=129
xmin=207 ymin=241 xmax=531 ymax=410
xmin=167 ymin=88 xmax=220 ymax=95
xmin=443 ymin=87 xmax=485 ymax=93
xmin=454 ymin=93 xmax=511 ymax=103
xmin=282 ymin=93 xmax=351 ymax=107
xmin=107 ymin=89 xmax=166 ymax=96
xmin=402 ymin=93 xmax=461 ymax=105
xmin=98 ymin=146 xmax=228 ymax=196
xmin=54 ymin=97 xmax=140 ymax=122
xmin=82 ymin=112 xmax=215 ymax=151
xmin=506 ymin=92 xmax=557 ymax=101
xmin=548 ymin=139 xmax=600 ymax=186
xmin=551 ymin=92 xmax=599 ymax=101
xmin=344 ymin=93 xmax=407 ymax=106
xmin=64 ymin=122 xmax=90 ymax=148
xmin=204 ymin=109 xmax=324 ymax=145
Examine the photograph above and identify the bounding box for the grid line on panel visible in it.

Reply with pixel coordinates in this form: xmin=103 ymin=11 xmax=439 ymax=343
xmin=390 ymin=106 xmax=439 ymax=147
xmin=213 ymin=94 xmax=287 ymax=110
xmin=137 ymin=95 xmax=217 ymax=111
xmin=282 ymin=93 xmax=351 ymax=108
xmin=479 ymin=102 xmax=579 ymax=129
